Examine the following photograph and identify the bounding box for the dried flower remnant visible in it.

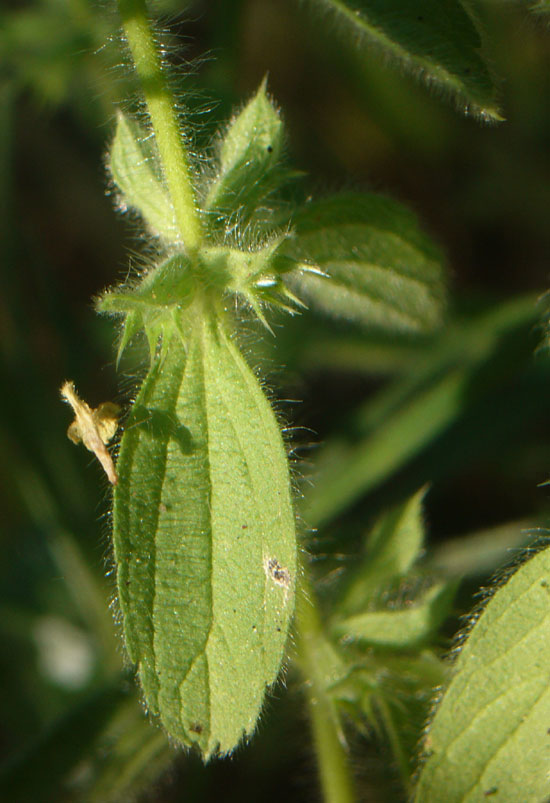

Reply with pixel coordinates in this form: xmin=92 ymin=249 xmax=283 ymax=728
xmin=60 ymin=380 xmax=120 ymax=485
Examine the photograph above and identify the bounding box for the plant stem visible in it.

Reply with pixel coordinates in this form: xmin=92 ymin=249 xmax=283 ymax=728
xmin=296 ymin=571 xmax=356 ymax=803
xmin=375 ymin=694 xmax=412 ymax=796
xmin=117 ymin=0 xmax=202 ymax=252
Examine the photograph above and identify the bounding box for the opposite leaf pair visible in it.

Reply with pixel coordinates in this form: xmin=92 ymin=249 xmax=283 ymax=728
xmin=93 ymin=79 xmax=447 ymax=758
xmin=101 ymin=81 xmax=447 ymax=360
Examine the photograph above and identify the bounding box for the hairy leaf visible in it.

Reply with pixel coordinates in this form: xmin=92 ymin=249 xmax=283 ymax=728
xmin=204 ymin=78 xmax=289 ymax=226
xmin=113 ymin=314 xmax=296 ymax=757
xmin=282 ymin=193 xmax=446 ymax=334
xmin=99 ymin=245 xmax=299 ymax=360
xmin=331 ymin=652 xmax=447 ymax=790
xmin=306 ymin=0 xmax=502 ymax=120
xmin=109 ymin=112 xmax=178 ymax=242
xmin=415 ymin=546 xmax=550 ymax=802
xmin=98 ymin=254 xmax=195 ymax=362
xmin=199 ymin=241 xmax=301 ymax=324
xmin=336 ymin=488 xmax=427 ymax=618
xmin=100 ymin=254 xmax=194 ymax=314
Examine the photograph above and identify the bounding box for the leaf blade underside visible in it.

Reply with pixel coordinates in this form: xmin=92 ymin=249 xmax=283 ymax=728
xmin=113 ymin=318 xmax=296 ymax=757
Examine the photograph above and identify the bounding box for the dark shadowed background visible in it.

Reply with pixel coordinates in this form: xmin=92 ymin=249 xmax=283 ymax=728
xmin=1 ymin=1 xmax=550 ymax=800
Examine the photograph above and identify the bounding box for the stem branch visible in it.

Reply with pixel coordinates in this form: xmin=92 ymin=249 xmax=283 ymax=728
xmin=296 ymin=571 xmax=356 ymax=803
xmin=117 ymin=0 xmax=202 ymax=251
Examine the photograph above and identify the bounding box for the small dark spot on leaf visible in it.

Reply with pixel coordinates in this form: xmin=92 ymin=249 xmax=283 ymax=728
xmin=242 ymin=524 xmax=248 ymax=530
xmin=417 ymin=15 xmax=424 ymax=21
xmin=252 ymin=624 xmax=257 ymax=631
xmin=484 ymin=788 xmax=498 ymax=797
xmin=267 ymin=145 xmax=273 ymax=153
xmin=541 ymin=580 xmax=548 ymax=588
xmin=276 ymin=627 xmax=281 ymax=632
xmin=189 ymin=722 xmax=203 ymax=734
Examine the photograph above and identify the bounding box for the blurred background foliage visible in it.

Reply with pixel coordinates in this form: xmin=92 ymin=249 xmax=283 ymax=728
xmin=1 ymin=0 xmax=550 ymax=800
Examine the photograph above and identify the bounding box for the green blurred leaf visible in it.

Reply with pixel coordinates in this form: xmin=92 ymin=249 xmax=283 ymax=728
xmin=305 ymin=0 xmax=502 ymax=120
xmin=415 ymin=545 xmax=550 ymax=802
xmin=204 ymin=78 xmax=292 ymax=226
xmin=113 ymin=319 xmax=296 ymax=757
xmin=336 ymin=488 xmax=427 ymax=618
xmin=0 ymin=0 xmax=123 ymax=122
xmin=282 ymin=193 xmax=446 ymax=334
xmin=375 ymin=651 xmax=448 ymax=790
xmin=332 ymin=651 xmax=447 ymax=790
xmin=0 ymin=678 xmax=131 ymax=803
xmin=80 ymin=698 xmax=174 ymax=803
xmin=0 ymin=5 xmax=92 ymax=106
xmin=283 ymin=319 xmax=431 ymax=375
xmin=304 ymin=294 xmax=540 ymax=528
xmin=530 ymin=0 xmax=550 ymax=14
xmin=430 ymin=519 xmax=535 ymax=578
xmin=108 ymin=112 xmax=179 ymax=242
xmin=333 ymin=582 xmax=456 ymax=648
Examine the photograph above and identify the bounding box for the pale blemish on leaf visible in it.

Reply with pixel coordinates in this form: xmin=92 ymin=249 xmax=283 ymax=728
xmin=264 ymin=555 xmax=292 ymax=600
xmin=61 ymin=380 xmax=120 ymax=485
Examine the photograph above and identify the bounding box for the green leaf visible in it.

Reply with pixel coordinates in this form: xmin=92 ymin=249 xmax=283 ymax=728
xmin=82 ymin=700 xmax=173 ymax=803
xmin=530 ymin=0 xmax=550 ymax=14
xmin=306 ymin=0 xmax=502 ymax=121
xmin=333 ymin=582 xmax=456 ymax=649
xmin=336 ymin=488 xmax=427 ymax=618
xmin=99 ymin=245 xmax=300 ymax=360
xmin=200 ymin=241 xmax=302 ymax=326
xmin=431 ymin=519 xmax=535 ymax=579
xmin=115 ymin=310 xmax=144 ymax=367
xmin=98 ymin=254 xmax=195 ymax=362
xmin=108 ymin=112 xmax=179 ymax=242
xmin=331 ymin=651 xmax=447 ymax=790
xmin=373 ymin=652 xmax=448 ymax=791
xmin=204 ymin=78 xmax=288 ymax=225
xmin=102 ymin=254 xmax=194 ymax=312
xmin=415 ymin=546 xmax=550 ymax=802
xmin=100 ymin=255 xmax=194 ymax=314
xmin=113 ymin=314 xmax=296 ymax=757
xmin=281 ymin=193 xmax=446 ymax=334
xmin=303 ymin=294 xmax=540 ymax=528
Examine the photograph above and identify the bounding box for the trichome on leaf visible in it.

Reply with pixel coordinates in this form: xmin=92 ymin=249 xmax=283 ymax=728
xmin=96 ymin=55 xmax=446 ymax=758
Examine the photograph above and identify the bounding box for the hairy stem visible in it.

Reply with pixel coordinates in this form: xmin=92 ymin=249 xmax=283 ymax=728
xmin=375 ymin=694 xmax=412 ymax=796
xmin=296 ymin=572 xmax=356 ymax=803
xmin=117 ymin=0 xmax=202 ymax=251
